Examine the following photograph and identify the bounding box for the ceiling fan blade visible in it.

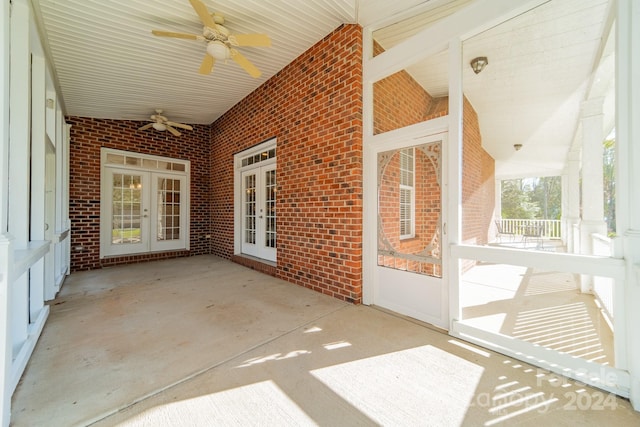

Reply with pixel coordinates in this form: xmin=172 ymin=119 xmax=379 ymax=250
xmin=166 ymin=125 xmax=181 ymax=137
xmin=230 ymin=33 xmax=271 ymax=47
xmin=152 ymin=30 xmax=199 ymax=40
xmin=166 ymin=121 xmax=193 ymax=131
xmin=198 ymin=54 xmax=215 ymax=75
xmin=138 ymin=123 xmax=154 ymax=131
xmin=231 ymin=50 xmax=261 ymax=78
xmin=189 ymin=0 xmax=216 ymax=28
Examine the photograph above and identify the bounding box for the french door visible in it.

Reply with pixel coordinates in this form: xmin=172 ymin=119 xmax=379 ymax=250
xmin=241 ymin=164 xmax=276 ymax=262
xmin=101 ymin=168 xmax=187 ymax=257
xmin=374 ymin=134 xmax=448 ymax=328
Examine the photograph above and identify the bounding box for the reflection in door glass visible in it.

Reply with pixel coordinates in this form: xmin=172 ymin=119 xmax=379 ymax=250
xmin=378 ymin=142 xmax=441 ymax=277
xmin=244 ymin=174 xmax=256 ymax=244
xmin=111 ymin=173 xmax=142 ymax=244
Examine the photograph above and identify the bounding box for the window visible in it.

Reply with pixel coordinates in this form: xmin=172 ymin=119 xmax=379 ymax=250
xmin=400 ymin=148 xmax=415 ymax=239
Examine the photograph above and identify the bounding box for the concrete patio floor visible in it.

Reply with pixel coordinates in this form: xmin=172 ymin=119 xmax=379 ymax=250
xmin=11 ymin=255 xmax=640 ymax=426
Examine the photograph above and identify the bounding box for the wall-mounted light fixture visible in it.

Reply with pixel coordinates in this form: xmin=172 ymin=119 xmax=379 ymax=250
xmin=470 ymin=56 xmax=488 ymax=74
xmin=514 ymin=143 xmax=523 ymax=151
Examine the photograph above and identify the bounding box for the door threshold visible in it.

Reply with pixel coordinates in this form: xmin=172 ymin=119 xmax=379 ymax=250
xmin=231 ymin=254 xmax=276 ymax=276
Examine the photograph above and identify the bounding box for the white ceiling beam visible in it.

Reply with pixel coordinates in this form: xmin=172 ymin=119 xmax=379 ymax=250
xmin=364 ymin=0 xmax=547 ymax=83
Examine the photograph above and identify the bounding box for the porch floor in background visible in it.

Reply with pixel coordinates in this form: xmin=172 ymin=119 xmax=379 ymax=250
xmin=11 ymin=255 xmax=639 ymax=426
xmin=461 ymin=260 xmax=614 ymax=366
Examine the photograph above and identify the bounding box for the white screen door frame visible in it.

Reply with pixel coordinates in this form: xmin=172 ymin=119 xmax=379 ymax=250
xmin=363 ymin=119 xmax=449 ymax=329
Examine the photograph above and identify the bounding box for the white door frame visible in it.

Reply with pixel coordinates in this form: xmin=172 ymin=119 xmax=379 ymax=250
xmin=240 ymin=164 xmax=277 ymax=262
xmin=100 ymin=148 xmax=190 ymax=258
xmin=234 ymin=138 xmax=277 ymax=262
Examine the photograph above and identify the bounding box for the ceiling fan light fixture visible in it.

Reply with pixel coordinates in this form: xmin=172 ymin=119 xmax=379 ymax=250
xmin=206 ymin=40 xmax=229 ymax=60
xmin=152 ymin=122 xmax=167 ymax=131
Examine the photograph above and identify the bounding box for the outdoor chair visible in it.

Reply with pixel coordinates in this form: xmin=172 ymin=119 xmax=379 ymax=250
xmin=495 ymin=220 xmax=516 ymax=242
xmin=522 ymin=222 xmax=544 ymax=248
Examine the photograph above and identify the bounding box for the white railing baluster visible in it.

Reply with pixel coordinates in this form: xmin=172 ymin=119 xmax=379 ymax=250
xmin=497 ymin=218 xmax=562 ymax=239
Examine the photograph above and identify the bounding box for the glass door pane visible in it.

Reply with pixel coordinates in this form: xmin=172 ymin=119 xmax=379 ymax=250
xmin=264 ymin=168 xmax=276 ymax=249
xmin=241 ymin=170 xmax=258 ymax=258
xmin=245 ymin=173 xmax=256 ymax=245
xmin=156 ymin=177 xmax=181 ymax=241
xmin=111 ymin=172 xmax=143 ymax=245
xmin=150 ymin=173 xmax=187 ymax=252
xmin=103 ymin=168 xmax=149 ymax=256
xmin=378 ymin=142 xmax=441 ymax=277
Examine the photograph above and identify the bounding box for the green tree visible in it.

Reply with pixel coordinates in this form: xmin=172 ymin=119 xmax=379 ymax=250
xmin=603 ymin=136 xmax=616 ymax=234
xmin=530 ymin=176 xmax=562 ymax=219
xmin=501 ymin=179 xmax=539 ymax=219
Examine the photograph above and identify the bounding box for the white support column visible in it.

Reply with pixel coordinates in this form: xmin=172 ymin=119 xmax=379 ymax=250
xmin=447 ymin=37 xmax=463 ymax=326
xmin=0 ymin=0 xmax=11 ymax=423
xmin=618 ymin=0 xmax=640 ymax=412
xmin=8 ymin=0 xmax=31 ymax=365
xmin=0 ymin=238 xmax=12 ymax=427
xmin=494 ymin=178 xmax=502 ymax=220
xmin=579 ymin=98 xmax=607 ymax=292
xmin=563 ymin=150 xmax=580 ymax=253
xmin=30 ymin=54 xmax=46 ymax=319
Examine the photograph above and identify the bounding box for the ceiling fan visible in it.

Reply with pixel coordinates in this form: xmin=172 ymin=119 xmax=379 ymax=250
xmin=138 ymin=109 xmax=193 ymax=136
xmin=151 ymin=0 xmax=271 ymax=78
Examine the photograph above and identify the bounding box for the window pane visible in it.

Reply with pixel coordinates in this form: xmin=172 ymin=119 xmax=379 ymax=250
xmin=143 ymin=159 xmax=156 ymax=169
xmin=106 ymin=154 xmax=124 ymax=165
xmin=244 ymin=174 xmax=257 ymax=244
xmin=373 ymin=48 xmax=448 ymax=135
xmin=125 ymin=156 xmax=141 ymax=166
xmin=156 ymin=177 xmax=181 ymax=241
xmin=265 ymin=169 xmax=277 ymax=248
xmin=378 ymin=142 xmax=441 ymax=277
xmin=111 ymin=173 xmax=142 ymax=245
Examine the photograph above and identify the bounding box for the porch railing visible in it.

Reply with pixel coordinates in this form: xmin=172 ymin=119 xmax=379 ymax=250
xmin=592 ymin=233 xmax=614 ymax=325
xmin=497 ymin=218 xmax=562 ymax=239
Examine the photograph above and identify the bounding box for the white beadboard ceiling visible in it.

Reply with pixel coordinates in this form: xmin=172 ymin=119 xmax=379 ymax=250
xmin=32 ymin=0 xmax=613 ymax=178
xmin=33 ymin=0 xmax=359 ymax=124
xmin=373 ymin=0 xmax=613 ymax=178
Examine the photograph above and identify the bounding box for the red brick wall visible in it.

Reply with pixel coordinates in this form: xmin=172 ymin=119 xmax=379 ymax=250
xmin=210 ymin=24 xmax=363 ymax=303
xmin=65 ymin=26 xmax=493 ymax=304
xmin=371 ymin=40 xmax=495 ymax=253
xmin=67 ymin=117 xmax=211 ymax=271
xmin=462 ymin=97 xmax=495 ymax=245
xmin=373 ymin=41 xmax=435 ymax=135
